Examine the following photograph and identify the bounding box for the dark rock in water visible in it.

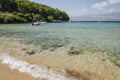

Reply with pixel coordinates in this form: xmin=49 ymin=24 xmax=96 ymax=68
xmin=26 ymin=50 xmax=35 ymax=55
xmin=101 ymin=59 xmax=106 ymax=61
xmin=22 ymin=48 xmax=27 ymax=51
xmin=68 ymin=47 xmax=84 ymax=55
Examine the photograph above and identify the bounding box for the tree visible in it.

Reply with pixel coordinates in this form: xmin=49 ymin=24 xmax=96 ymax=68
xmin=0 ymin=0 xmax=70 ymax=23
xmin=0 ymin=3 xmax=2 ymax=11
xmin=47 ymin=16 xmax=54 ymax=22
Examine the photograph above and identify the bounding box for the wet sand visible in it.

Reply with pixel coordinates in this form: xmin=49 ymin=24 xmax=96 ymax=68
xmin=0 ymin=61 xmax=46 ymax=80
xmin=0 ymin=38 xmax=120 ymax=80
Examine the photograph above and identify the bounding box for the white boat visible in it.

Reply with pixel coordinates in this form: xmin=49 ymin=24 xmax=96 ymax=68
xmin=32 ymin=21 xmax=46 ymax=26
xmin=32 ymin=21 xmax=41 ymax=26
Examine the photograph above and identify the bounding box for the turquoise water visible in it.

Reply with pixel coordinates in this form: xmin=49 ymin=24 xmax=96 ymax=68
xmin=0 ymin=22 xmax=120 ymax=53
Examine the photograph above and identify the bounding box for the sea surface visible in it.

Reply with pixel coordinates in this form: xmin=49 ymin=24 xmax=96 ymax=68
xmin=0 ymin=21 xmax=120 ymax=53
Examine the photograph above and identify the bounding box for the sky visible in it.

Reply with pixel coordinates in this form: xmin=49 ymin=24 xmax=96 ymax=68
xmin=30 ymin=0 xmax=120 ymax=21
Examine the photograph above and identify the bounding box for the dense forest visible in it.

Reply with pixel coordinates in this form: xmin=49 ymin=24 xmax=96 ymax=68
xmin=0 ymin=0 xmax=70 ymax=23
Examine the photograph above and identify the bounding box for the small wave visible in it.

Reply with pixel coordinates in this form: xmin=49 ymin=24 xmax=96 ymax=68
xmin=0 ymin=54 xmax=71 ymax=80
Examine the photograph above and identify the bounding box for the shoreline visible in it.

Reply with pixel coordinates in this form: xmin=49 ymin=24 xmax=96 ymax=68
xmin=0 ymin=54 xmax=71 ymax=80
xmin=0 ymin=61 xmax=42 ymax=80
xmin=0 ymin=37 xmax=120 ymax=80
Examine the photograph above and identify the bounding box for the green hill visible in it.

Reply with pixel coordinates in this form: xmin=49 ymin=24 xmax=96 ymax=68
xmin=0 ymin=0 xmax=70 ymax=23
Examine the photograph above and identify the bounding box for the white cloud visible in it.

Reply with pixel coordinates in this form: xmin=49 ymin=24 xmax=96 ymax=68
xmin=72 ymin=15 xmax=120 ymax=21
xmin=92 ymin=1 xmax=108 ymax=9
xmin=67 ymin=7 xmax=88 ymax=17
xmin=108 ymin=8 xmax=114 ymax=14
xmin=92 ymin=0 xmax=120 ymax=9
xmin=81 ymin=8 xmax=88 ymax=12
xmin=108 ymin=0 xmax=120 ymax=4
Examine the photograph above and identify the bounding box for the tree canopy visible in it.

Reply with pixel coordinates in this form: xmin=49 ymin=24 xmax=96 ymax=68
xmin=0 ymin=0 xmax=70 ymax=23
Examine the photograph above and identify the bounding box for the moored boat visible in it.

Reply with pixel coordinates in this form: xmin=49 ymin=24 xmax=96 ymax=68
xmin=32 ymin=21 xmax=41 ymax=26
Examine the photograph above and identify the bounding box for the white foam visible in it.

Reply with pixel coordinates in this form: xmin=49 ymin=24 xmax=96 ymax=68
xmin=0 ymin=54 xmax=71 ymax=80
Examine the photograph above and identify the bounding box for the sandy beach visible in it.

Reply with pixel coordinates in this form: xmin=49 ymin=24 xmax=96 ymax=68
xmin=0 ymin=0 xmax=120 ymax=80
xmin=0 ymin=61 xmax=40 ymax=80
xmin=0 ymin=39 xmax=47 ymax=80
xmin=0 ymin=37 xmax=120 ymax=80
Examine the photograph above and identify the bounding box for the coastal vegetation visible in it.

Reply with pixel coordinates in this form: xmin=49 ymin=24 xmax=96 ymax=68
xmin=0 ymin=0 xmax=70 ymax=23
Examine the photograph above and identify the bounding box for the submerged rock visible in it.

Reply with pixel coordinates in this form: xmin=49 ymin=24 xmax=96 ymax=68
xmin=22 ymin=48 xmax=27 ymax=51
xmin=26 ymin=50 xmax=36 ymax=55
xmin=68 ymin=47 xmax=84 ymax=55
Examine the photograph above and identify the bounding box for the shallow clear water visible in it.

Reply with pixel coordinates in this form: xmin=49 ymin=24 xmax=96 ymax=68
xmin=0 ymin=22 xmax=120 ymax=53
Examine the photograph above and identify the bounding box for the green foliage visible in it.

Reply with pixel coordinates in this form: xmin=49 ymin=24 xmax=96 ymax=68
xmin=47 ymin=16 xmax=54 ymax=22
xmin=0 ymin=13 xmax=27 ymax=23
xmin=0 ymin=0 xmax=70 ymax=23
xmin=0 ymin=15 xmax=4 ymax=23
xmin=0 ymin=0 xmax=18 ymax=12
xmin=0 ymin=3 xmax=2 ymax=11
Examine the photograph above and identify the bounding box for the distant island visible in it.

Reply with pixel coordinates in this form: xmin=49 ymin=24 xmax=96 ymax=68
xmin=0 ymin=0 xmax=70 ymax=23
